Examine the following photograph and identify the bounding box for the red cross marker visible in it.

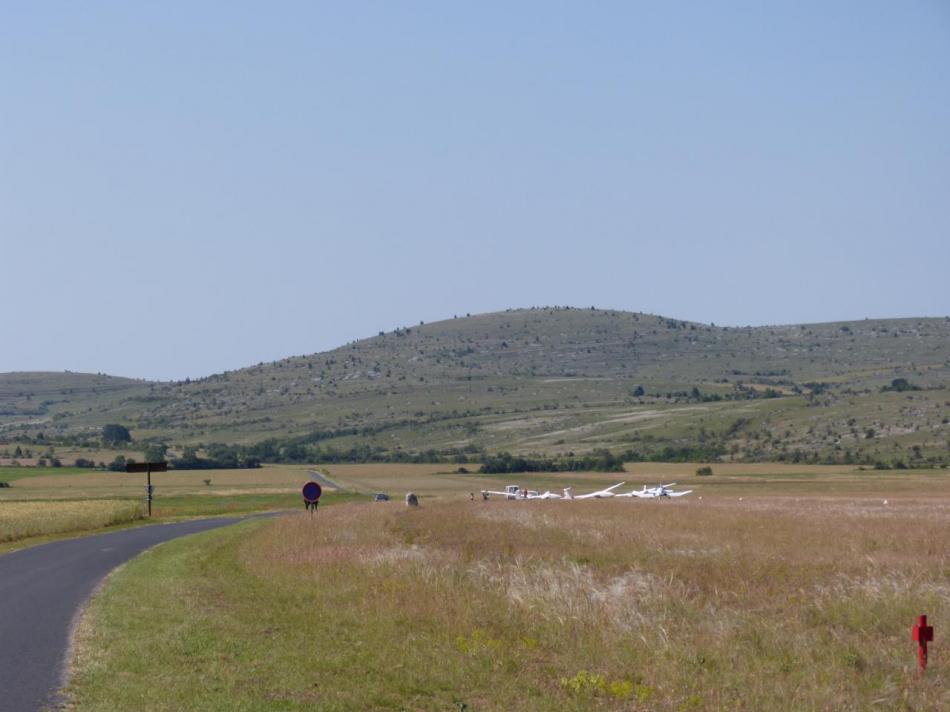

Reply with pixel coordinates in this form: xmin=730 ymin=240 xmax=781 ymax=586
xmin=912 ymin=614 xmax=934 ymax=673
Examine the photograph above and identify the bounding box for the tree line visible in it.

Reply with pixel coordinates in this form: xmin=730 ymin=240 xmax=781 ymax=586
xmin=479 ymin=449 xmax=626 ymax=474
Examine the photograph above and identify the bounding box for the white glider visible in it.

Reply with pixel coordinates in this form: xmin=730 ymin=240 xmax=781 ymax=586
xmin=620 ymin=483 xmax=692 ymax=498
xmin=568 ymin=482 xmax=626 ymax=500
xmin=480 ymin=485 xmax=563 ymax=500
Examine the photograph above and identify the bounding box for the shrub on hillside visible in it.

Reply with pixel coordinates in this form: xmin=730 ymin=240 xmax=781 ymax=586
xmin=882 ymin=378 xmax=921 ymax=393
xmin=102 ymin=424 xmax=132 ymax=445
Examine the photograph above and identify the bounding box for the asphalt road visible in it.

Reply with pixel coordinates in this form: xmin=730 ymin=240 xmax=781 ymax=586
xmin=0 ymin=517 xmax=254 ymax=712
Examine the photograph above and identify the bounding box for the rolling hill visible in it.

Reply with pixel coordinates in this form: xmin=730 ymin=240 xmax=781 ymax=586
xmin=2 ymin=308 xmax=948 ymax=466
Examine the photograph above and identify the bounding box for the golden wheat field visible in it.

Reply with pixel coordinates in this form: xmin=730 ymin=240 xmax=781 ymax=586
xmin=0 ymin=463 xmax=479 ymax=501
xmin=0 ymin=465 xmax=326 ymax=500
xmin=0 ymin=500 xmax=145 ymax=543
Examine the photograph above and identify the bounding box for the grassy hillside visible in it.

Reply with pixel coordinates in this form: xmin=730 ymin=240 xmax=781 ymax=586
xmin=2 ymin=308 xmax=948 ymax=465
xmin=0 ymin=372 xmax=143 ymax=418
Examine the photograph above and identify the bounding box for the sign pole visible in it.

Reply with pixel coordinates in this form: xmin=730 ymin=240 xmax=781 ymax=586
xmin=126 ymin=461 xmax=166 ymax=517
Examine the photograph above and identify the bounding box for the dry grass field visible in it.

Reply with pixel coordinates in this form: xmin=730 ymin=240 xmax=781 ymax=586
xmin=67 ymin=472 xmax=950 ymax=711
xmin=0 ymin=500 xmax=144 ymax=543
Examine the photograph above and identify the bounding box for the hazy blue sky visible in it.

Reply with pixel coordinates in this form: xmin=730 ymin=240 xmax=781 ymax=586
xmin=2 ymin=1 xmax=948 ymax=380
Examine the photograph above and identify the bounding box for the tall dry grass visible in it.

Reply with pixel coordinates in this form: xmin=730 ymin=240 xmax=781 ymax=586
xmin=243 ymin=496 xmax=949 ymax=709
xmin=0 ymin=500 xmax=145 ymax=542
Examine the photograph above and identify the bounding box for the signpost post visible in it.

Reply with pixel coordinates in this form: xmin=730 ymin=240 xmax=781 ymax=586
xmin=302 ymin=481 xmax=322 ymax=517
xmin=126 ymin=461 xmax=167 ymax=517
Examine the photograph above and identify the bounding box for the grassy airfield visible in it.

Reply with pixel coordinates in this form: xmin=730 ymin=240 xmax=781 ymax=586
xmin=38 ymin=463 xmax=949 ymax=710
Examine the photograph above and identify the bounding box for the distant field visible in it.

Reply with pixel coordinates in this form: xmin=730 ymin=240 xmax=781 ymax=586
xmin=0 ymin=463 xmax=491 ymax=501
xmin=0 ymin=490 xmax=357 ymax=554
xmin=0 ymin=463 xmax=371 ymax=549
xmin=0 ymin=464 xmax=463 ymax=550
xmin=0 ymin=448 xmax=142 ymax=468
xmin=0 ymin=465 xmax=326 ymax=500
xmin=322 ymin=461 xmax=950 ymax=501
xmin=2 ymin=457 xmax=943 ymax=555
xmin=0 ymin=466 xmax=103 ymax=482
xmin=3 ymin=462 xmax=948 ymax=557
xmin=150 ymin=491 xmax=361 ymax=519
xmin=4 ymin=461 xmax=948 ymax=503
xmin=66 ymin=471 xmax=950 ymax=710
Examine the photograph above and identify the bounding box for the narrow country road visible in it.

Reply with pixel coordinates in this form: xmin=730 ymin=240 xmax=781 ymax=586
xmin=0 ymin=517 xmax=258 ymax=712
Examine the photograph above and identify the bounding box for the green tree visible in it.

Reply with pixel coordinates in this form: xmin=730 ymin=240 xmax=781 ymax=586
xmin=102 ymin=424 xmax=132 ymax=445
xmin=143 ymin=443 xmax=167 ymax=462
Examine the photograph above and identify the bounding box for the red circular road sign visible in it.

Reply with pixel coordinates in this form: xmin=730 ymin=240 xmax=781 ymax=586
xmin=302 ymin=481 xmax=322 ymax=503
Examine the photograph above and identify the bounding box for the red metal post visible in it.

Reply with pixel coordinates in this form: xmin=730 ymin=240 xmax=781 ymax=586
xmin=912 ymin=614 xmax=934 ymax=673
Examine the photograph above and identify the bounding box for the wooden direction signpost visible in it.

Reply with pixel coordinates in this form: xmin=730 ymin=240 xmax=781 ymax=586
xmin=126 ymin=461 xmax=167 ymax=517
